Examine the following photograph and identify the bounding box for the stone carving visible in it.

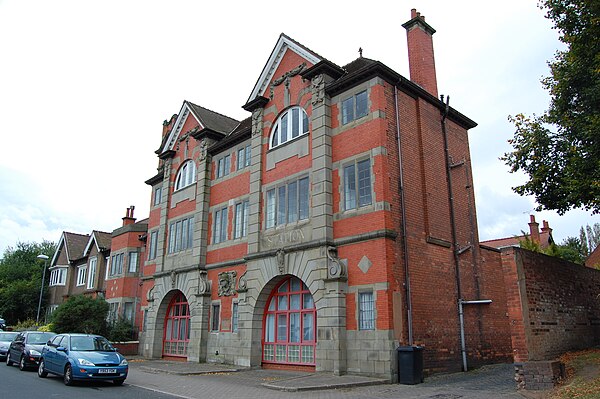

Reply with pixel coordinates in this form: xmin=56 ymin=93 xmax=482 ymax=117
xmin=276 ymin=248 xmax=286 ymax=274
xmin=197 ymin=270 xmax=211 ymax=296
xmin=147 ymin=286 xmax=155 ymax=302
xmin=252 ymin=108 xmax=263 ymax=137
xmin=199 ymin=139 xmax=208 ymax=161
xmin=311 ymin=74 xmax=325 ymax=105
xmin=269 ymin=63 xmax=306 ymax=99
xmin=326 ymin=246 xmax=347 ymax=280
xmin=170 ymin=270 xmax=176 ymax=288
xmin=218 ymin=271 xmax=237 ymax=297
xmin=237 ymin=271 xmax=248 ymax=293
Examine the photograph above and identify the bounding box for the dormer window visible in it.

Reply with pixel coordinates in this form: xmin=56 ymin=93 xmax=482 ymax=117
xmin=175 ymin=160 xmax=196 ymax=190
xmin=270 ymin=106 xmax=309 ymax=149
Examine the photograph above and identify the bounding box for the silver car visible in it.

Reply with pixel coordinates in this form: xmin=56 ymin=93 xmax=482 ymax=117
xmin=0 ymin=331 xmax=18 ymax=360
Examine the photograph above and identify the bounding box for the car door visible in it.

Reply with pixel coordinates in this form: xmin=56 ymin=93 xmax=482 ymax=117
xmin=44 ymin=335 xmax=63 ymax=372
xmin=9 ymin=333 xmax=24 ymax=363
xmin=54 ymin=336 xmax=69 ymax=373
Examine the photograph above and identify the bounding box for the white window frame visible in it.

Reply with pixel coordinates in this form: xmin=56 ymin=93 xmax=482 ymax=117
xmin=237 ymin=145 xmax=251 ymax=170
xmin=213 ymin=207 xmax=228 ymax=244
xmin=270 ymin=106 xmax=309 ymax=149
xmin=76 ymin=265 xmax=87 ymax=286
xmin=110 ymin=253 xmax=124 ymax=276
xmin=49 ymin=267 xmax=67 ymax=286
xmin=87 ymin=257 xmax=97 ymax=290
xmin=175 ymin=160 xmax=196 ymax=190
xmin=342 ymin=90 xmax=368 ymax=125
xmin=216 ymin=154 xmax=231 ymax=178
xmin=128 ymin=252 xmax=138 ymax=273
xmin=358 ymin=291 xmax=375 ymax=330
xmin=234 ymin=200 xmax=249 ymax=239
xmin=265 ymin=176 xmax=309 ymax=229
xmin=343 ymin=158 xmax=373 ymax=210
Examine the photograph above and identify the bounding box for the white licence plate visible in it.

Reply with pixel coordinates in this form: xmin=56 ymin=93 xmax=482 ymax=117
xmin=98 ymin=368 xmax=117 ymax=374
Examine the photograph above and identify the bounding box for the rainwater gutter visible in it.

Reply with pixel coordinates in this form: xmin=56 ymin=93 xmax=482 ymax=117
xmin=395 ymin=83 xmax=413 ymax=345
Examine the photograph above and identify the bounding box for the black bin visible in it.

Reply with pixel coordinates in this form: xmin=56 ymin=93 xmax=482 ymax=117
xmin=397 ymin=345 xmax=424 ymax=384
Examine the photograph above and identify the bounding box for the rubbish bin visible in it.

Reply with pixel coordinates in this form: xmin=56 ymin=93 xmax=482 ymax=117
xmin=397 ymin=345 xmax=424 ymax=384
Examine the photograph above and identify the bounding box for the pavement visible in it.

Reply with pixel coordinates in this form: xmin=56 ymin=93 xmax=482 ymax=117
xmin=124 ymin=357 xmax=552 ymax=398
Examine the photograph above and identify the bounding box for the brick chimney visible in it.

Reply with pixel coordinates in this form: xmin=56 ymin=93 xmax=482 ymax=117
xmin=541 ymin=220 xmax=552 ymax=235
xmin=402 ymin=8 xmax=438 ymax=98
xmin=528 ymin=215 xmax=540 ymax=244
xmin=122 ymin=205 xmax=136 ymax=226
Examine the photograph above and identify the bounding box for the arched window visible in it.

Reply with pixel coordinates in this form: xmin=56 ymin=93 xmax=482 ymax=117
xmin=175 ymin=160 xmax=196 ymax=190
xmin=270 ymin=106 xmax=309 ymax=149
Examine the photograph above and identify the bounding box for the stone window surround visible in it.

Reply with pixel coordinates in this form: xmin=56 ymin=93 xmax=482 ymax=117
xmin=211 ymin=300 xmax=221 ymax=332
xmin=331 ymin=78 xmax=384 ymax=137
xmin=174 ymin=159 xmax=197 ymax=191
xmin=212 ymin=205 xmax=228 ymax=245
xmin=341 ymin=155 xmax=373 ymax=212
xmin=167 ymin=214 xmax=195 ymax=254
xmin=231 ymin=300 xmax=239 ymax=333
xmin=148 ymin=229 xmax=159 ymax=261
xmin=236 ymin=143 xmax=252 ymax=171
xmin=335 ymin=150 xmax=377 ymax=216
xmin=153 ymin=186 xmax=162 ymax=207
xmin=342 ymin=90 xmax=368 ymax=125
xmin=216 ymin=153 xmax=232 ymax=179
xmin=233 ymin=198 xmax=250 ymax=240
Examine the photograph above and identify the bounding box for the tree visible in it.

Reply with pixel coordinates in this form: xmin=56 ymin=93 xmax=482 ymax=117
xmin=51 ymin=295 xmax=109 ymax=335
xmin=502 ymin=1 xmax=600 ymax=214
xmin=0 ymin=241 xmax=55 ymax=325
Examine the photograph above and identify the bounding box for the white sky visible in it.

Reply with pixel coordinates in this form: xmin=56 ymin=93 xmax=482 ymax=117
xmin=0 ymin=0 xmax=598 ymax=256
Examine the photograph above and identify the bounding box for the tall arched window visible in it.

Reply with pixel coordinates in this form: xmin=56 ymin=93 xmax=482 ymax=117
xmin=163 ymin=292 xmax=190 ymax=357
xmin=270 ymin=106 xmax=309 ymax=149
xmin=262 ymin=276 xmax=316 ymax=366
xmin=175 ymin=160 xmax=196 ymax=190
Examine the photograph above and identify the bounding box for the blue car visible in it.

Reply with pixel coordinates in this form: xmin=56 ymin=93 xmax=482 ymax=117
xmin=38 ymin=333 xmax=128 ymax=386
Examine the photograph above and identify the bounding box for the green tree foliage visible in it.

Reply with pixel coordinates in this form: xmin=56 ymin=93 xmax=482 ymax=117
xmin=51 ymin=295 xmax=109 ymax=335
xmin=0 ymin=241 xmax=55 ymax=325
xmin=503 ymin=1 xmax=600 ymax=214
xmin=107 ymin=318 xmax=135 ymax=342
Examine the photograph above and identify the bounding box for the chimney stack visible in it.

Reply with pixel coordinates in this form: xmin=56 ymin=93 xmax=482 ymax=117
xmin=402 ymin=8 xmax=439 ymax=98
xmin=122 ymin=205 xmax=136 ymax=226
xmin=528 ymin=215 xmax=541 ymax=244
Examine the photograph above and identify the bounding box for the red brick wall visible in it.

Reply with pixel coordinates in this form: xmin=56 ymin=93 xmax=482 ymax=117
xmin=502 ymin=247 xmax=600 ymax=362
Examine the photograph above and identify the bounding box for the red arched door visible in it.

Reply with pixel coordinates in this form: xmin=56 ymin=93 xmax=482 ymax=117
xmin=163 ymin=292 xmax=190 ymax=358
xmin=262 ymin=276 xmax=316 ymax=366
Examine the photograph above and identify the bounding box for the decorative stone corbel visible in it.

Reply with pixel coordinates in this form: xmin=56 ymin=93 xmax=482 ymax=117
xmin=196 ymin=270 xmax=211 ymax=297
xmin=326 ymin=246 xmax=347 ymax=280
xmin=252 ymin=108 xmax=263 ymax=137
xmin=311 ymin=74 xmax=325 ymax=106
xmin=237 ymin=271 xmax=248 ymax=293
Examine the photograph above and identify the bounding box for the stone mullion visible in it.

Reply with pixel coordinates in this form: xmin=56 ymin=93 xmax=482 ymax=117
xmin=193 ymin=147 xmax=212 ymax=267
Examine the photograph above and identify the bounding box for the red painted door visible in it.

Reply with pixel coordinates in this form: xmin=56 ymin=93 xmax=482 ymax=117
xmin=163 ymin=292 xmax=190 ymax=357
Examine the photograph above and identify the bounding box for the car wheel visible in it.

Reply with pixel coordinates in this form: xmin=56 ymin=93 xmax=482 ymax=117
xmin=63 ymin=364 xmax=74 ymax=386
xmin=113 ymin=379 xmax=125 ymax=386
xmin=19 ymin=356 xmax=27 ymax=371
xmin=38 ymin=359 xmax=48 ymax=378
xmin=5 ymin=354 xmax=13 ymax=366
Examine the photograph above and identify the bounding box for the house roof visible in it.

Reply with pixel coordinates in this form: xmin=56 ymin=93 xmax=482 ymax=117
xmin=51 ymin=231 xmax=90 ymax=267
xmin=481 ymin=230 xmax=553 ymax=250
xmin=83 ymin=230 xmax=112 ymax=257
xmin=208 ymin=116 xmax=252 ymax=155
xmin=586 ymin=245 xmax=600 ymax=268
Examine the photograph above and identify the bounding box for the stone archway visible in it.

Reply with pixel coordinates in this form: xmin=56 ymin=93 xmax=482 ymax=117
xmin=162 ymin=290 xmax=190 ymax=358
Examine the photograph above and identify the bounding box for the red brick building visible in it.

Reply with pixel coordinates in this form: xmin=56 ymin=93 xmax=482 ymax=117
xmin=138 ymin=9 xmax=513 ymax=379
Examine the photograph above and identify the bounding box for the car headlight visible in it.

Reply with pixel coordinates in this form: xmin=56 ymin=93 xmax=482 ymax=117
xmin=0 ymin=344 xmax=7 ymax=350
xmin=119 ymin=358 xmax=128 ymax=366
xmin=29 ymin=349 xmax=41 ymax=356
xmin=78 ymin=358 xmax=95 ymax=366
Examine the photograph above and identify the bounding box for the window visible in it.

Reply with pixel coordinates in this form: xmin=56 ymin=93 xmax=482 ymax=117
xmin=234 ymin=200 xmax=249 ymax=239
xmin=168 ymin=216 xmax=194 ymax=253
xmin=213 ymin=207 xmax=228 ymax=244
xmin=76 ymin=266 xmax=86 ymax=286
xmin=232 ymin=302 xmax=239 ymax=332
xmin=128 ymin=252 xmax=138 ymax=273
xmin=108 ymin=302 xmax=119 ymax=324
xmin=265 ymin=177 xmax=309 ymax=228
xmin=87 ymin=257 xmax=97 ymax=289
xmin=211 ymin=303 xmax=220 ymax=332
xmin=154 ymin=186 xmax=162 ymax=206
xmin=342 ymin=90 xmax=368 ymax=125
xmin=50 ymin=267 xmax=67 ymax=286
xmin=270 ymin=106 xmax=309 ymax=148
xmin=124 ymin=302 xmax=134 ymax=322
xmin=216 ymin=154 xmax=231 ymax=178
xmin=175 ymin=160 xmax=196 ymax=190
xmin=149 ymin=230 xmax=158 ymax=260
xmin=110 ymin=253 xmax=124 ymax=276
xmin=358 ymin=292 xmax=375 ymax=330
xmin=237 ymin=145 xmax=251 ymax=170
xmin=344 ymin=158 xmax=372 ymax=210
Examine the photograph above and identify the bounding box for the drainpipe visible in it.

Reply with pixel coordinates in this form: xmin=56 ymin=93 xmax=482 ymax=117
xmin=395 ymin=83 xmax=413 ymax=345
xmin=440 ymin=95 xmax=466 ymax=371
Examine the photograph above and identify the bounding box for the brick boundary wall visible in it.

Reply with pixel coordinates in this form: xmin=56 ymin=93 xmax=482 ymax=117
xmin=112 ymin=341 xmax=139 ymax=356
xmin=514 ymin=361 xmax=566 ymax=390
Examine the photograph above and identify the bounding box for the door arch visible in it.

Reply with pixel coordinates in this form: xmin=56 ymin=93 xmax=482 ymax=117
xmin=262 ymin=276 xmax=316 ymax=366
xmin=163 ymin=291 xmax=190 ymax=358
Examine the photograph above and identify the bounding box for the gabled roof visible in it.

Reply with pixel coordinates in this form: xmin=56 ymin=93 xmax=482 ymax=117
xmin=83 ymin=230 xmax=112 ymax=256
xmin=157 ymin=101 xmax=239 ymax=156
xmin=246 ymin=33 xmax=322 ymax=104
xmin=50 ymin=231 xmax=89 ymax=267
xmin=481 ymin=231 xmax=554 ymax=250
xmin=208 ymin=116 xmax=252 ymax=155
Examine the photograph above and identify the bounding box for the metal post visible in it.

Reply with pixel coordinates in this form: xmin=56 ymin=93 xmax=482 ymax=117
xmin=36 ymin=255 xmax=49 ymax=325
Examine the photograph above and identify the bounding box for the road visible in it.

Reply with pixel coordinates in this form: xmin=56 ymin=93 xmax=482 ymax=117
xmin=0 ymin=361 xmax=178 ymax=399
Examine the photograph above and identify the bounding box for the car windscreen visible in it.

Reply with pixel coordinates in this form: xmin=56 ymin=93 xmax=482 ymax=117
xmin=69 ymin=336 xmax=115 ymax=352
xmin=0 ymin=332 xmax=18 ymax=342
xmin=26 ymin=332 xmax=55 ymax=345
